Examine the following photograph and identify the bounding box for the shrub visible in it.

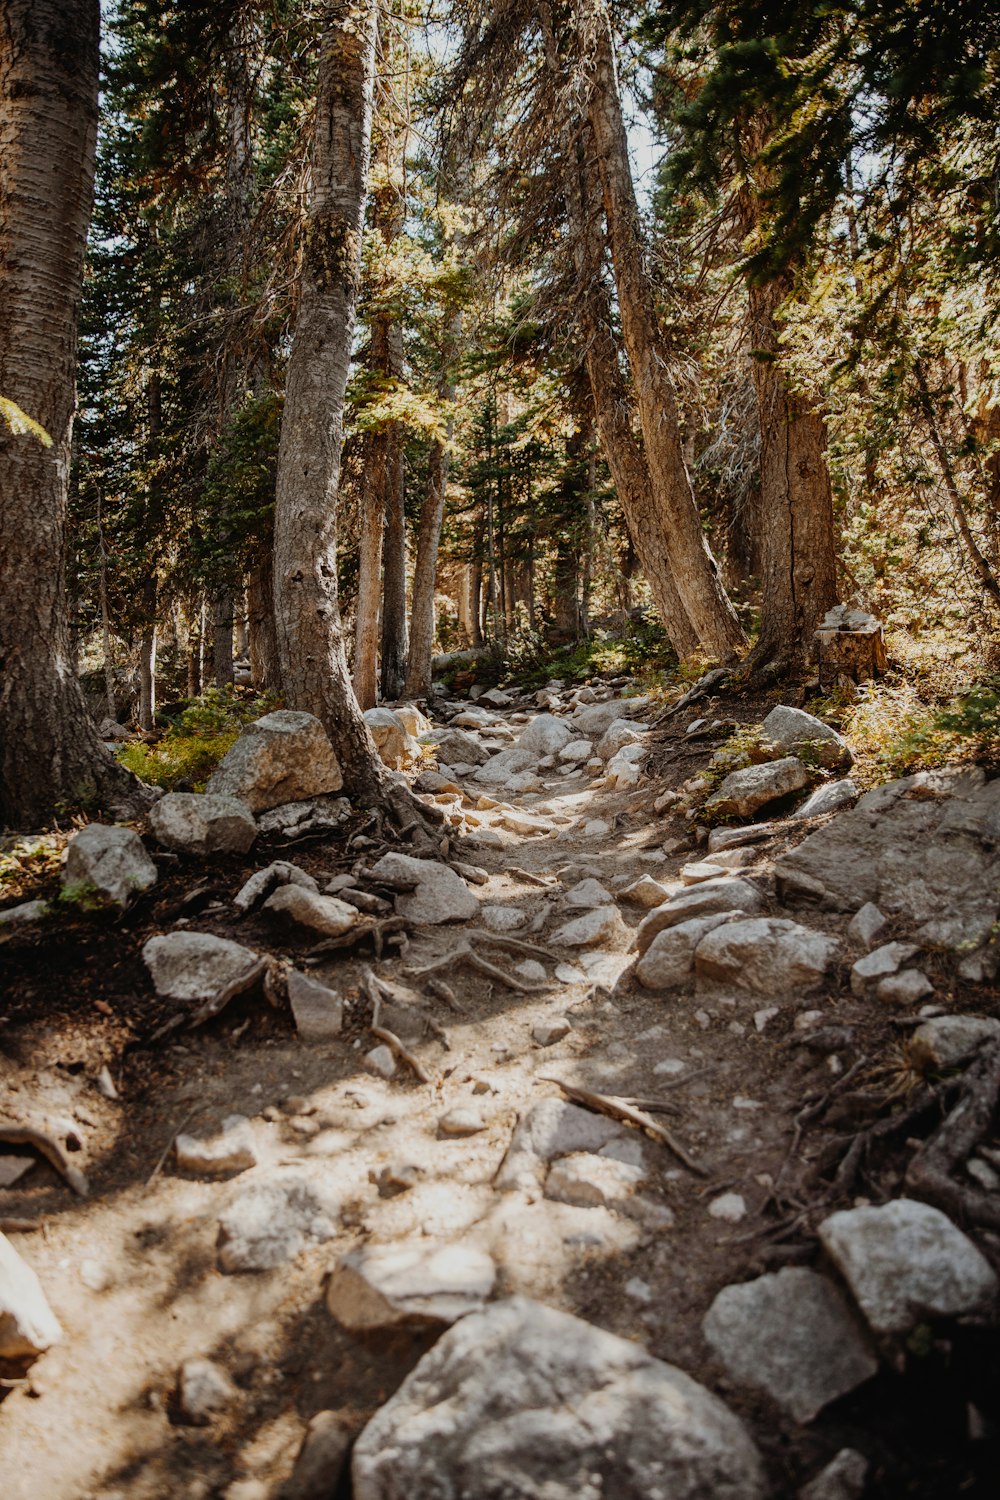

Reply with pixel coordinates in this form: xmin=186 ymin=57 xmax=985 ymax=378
xmin=116 ymin=685 xmax=280 ymax=791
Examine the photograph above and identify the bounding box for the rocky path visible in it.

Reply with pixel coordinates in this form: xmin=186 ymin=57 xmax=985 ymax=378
xmin=1 ymin=683 xmax=999 ymax=1498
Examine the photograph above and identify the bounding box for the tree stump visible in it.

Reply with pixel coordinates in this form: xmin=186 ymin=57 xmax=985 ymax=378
xmin=814 ymin=606 xmax=888 ymax=688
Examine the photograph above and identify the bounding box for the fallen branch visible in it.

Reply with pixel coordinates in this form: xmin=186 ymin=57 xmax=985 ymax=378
xmin=539 ymin=1076 xmax=707 ymax=1176
xmin=508 ymin=867 xmax=556 ymax=888
xmin=0 ymin=1124 xmax=89 ymax=1197
xmin=146 ymin=958 xmax=268 ymax=1044
xmin=409 ymin=942 xmax=541 ymax=994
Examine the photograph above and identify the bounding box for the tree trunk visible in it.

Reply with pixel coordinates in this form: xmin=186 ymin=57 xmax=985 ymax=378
xmin=271 ymin=0 xmax=421 ymax=819
xmin=137 ymin=573 xmax=157 ymax=732
xmin=571 ymin=0 xmax=745 ymax=660
xmin=213 ymin=587 xmax=234 ymax=688
xmin=380 ymin=404 xmax=408 ymax=699
xmin=405 ymin=423 xmax=450 ymax=697
xmin=247 ymin=555 xmax=279 ymax=689
xmin=0 ymin=0 xmax=143 ymax=826
xmin=353 ymin=444 xmax=386 ymax=709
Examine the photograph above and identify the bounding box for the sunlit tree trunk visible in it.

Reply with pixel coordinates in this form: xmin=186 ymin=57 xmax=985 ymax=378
xmin=379 ymin=386 xmax=408 ymax=699
xmin=0 ymin=0 xmax=144 ymax=826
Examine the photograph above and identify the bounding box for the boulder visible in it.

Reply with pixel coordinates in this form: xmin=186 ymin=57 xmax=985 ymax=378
xmin=760 ymin=705 xmax=853 ymax=770
xmin=909 ymin=1015 xmax=1000 ymax=1069
xmin=143 ymin=931 xmax=259 ymax=1001
xmin=703 ymin=1268 xmax=877 ymax=1422
xmin=850 ymin=941 xmax=920 ymax=996
xmin=175 ymin=1115 xmax=258 ymax=1177
xmin=351 ymin=1297 xmax=767 ymax=1500
xmin=794 ymin=780 xmax=859 ymax=819
xmin=148 ymin=791 xmax=257 ymax=855
xmin=326 ymin=1241 xmax=496 ymax=1330
xmin=596 ymin=719 xmax=644 ymax=761
xmin=217 ymin=1177 xmax=338 ymax=1273
xmin=207 ymin=710 xmax=342 ymax=812
xmin=635 ymin=913 xmax=738 ymax=990
xmin=62 ymin=823 xmax=157 ymax=909
xmin=818 ymin=1198 xmax=999 ymax=1336
xmin=263 ymin=885 xmax=358 ymax=938
xmin=572 ymin=698 xmax=651 ymax=736
xmin=0 ymin=1232 xmax=62 ymax=1361
xmin=364 ymin=707 xmax=418 ymax=769
xmin=635 ymin=878 xmax=762 ymax=955
xmin=695 ymin=917 xmax=838 ymax=994
xmin=369 ymin=851 xmax=479 ymax=923
xmin=550 ymin=905 xmax=626 ymax=948
xmin=427 ymin=727 xmax=491 ymax=766
xmin=704 ymin=756 xmax=810 ymax=820
xmin=287 ymin=970 xmax=344 ymax=1041
xmin=233 ymin=861 xmax=318 ymax=914
xmin=517 ymin=714 xmax=573 ymax=756
xmin=472 ymin=748 xmax=539 ymax=786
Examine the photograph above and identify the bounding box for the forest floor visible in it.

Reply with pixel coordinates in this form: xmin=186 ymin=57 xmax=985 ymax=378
xmin=0 ymin=681 xmax=998 ymax=1499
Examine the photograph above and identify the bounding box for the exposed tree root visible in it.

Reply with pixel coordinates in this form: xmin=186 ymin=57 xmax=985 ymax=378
xmin=540 ymin=1075 xmax=707 ymax=1176
xmin=906 ymin=1036 xmax=1000 ymax=1232
xmin=0 ymin=1124 xmax=89 ymax=1197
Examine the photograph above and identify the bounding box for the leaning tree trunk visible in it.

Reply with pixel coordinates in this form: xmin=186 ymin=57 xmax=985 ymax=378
xmin=0 ymin=0 xmax=145 ymax=827
xmin=570 ymin=0 xmax=745 ymax=660
xmin=271 ymin=0 xmax=437 ymax=837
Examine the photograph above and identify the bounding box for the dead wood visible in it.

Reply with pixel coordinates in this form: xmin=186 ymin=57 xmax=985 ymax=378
xmin=0 ymin=1124 xmax=89 ymax=1197
xmin=539 ymin=1076 xmax=707 ymax=1176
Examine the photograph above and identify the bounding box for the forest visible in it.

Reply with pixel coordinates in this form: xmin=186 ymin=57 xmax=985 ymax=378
xmin=2 ymin=4 xmax=1000 ymax=1499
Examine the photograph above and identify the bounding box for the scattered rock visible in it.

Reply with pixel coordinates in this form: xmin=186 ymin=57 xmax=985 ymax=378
xmin=708 ymin=823 xmax=777 ymax=852
xmin=276 ymin=1411 xmax=352 ymax=1500
xmin=364 ymin=706 xmax=418 ymax=768
xmin=846 ymin=902 xmax=887 ymax=949
xmin=876 ymin=969 xmax=934 ymax=1006
xmin=217 ymin=1177 xmax=338 ymax=1272
xmin=481 ymin=904 xmax=527 ymax=932
xmin=550 ymin=905 xmax=626 ymax=949
xmin=438 ymin=1108 xmax=486 ymax=1137
xmin=582 ymin=817 xmax=610 ymax=837
xmin=498 ymin=807 xmax=551 ymax=834
xmin=143 ymin=931 xmax=260 ymax=1001
xmin=760 ymin=705 xmax=853 ymax=771
xmin=707 ymin=1192 xmax=747 ymax=1223
xmin=799 ymin=1449 xmax=869 ymax=1500
xmin=496 ymin=1099 xmax=631 ymax=1191
xmin=850 ymin=941 xmax=920 ymax=996
xmin=561 ymin=877 xmax=614 ymax=910
xmin=818 ymin=1198 xmax=999 ymax=1335
xmin=532 ymin=1017 xmax=571 ymax=1046
xmin=426 ymin=727 xmax=491 ymax=767
xmin=559 ymin=738 xmax=593 ymax=764
xmin=573 ymin=697 xmax=650 ymax=735
xmin=147 ymin=792 xmax=257 ymax=855
xmin=0 ymin=1232 xmax=62 ymax=1362
xmin=555 ymin=962 xmax=587 ymax=983
xmin=696 ymin=918 xmax=839 ymax=994
xmin=177 ymin=1357 xmax=236 ymax=1425
xmin=62 ymin=823 xmax=158 ymax=909
xmin=620 ymin=875 xmax=671 ymax=908
xmin=233 ymin=861 xmax=318 ymax=914
xmin=351 ymin=1297 xmax=767 ymax=1500
xmin=705 ymin=757 xmax=810 ymax=820
xmin=473 ymin=748 xmax=541 ymax=787
xmin=175 ymin=1115 xmax=258 ymax=1177
xmin=703 ymin=1268 xmax=877 ymax=1423
xmin=0 ymin=898 xmax=48 ymax=928
xmin=256 ymin=796 xmax=350 ymax=837
xmin=794 ymin=780 xmax=859 ymax=819
xmin=326 ymin=1241 xmax=496 ymax=1330
xmin=681 ymin=859 xmax=730 ymax=884
xmin=909 ymin=1014 xmax=1000 ymax=1069
xmin=635 ymin=878 xmax=763 ymax=954
xmin=263 ymin=885 xmax=358 ymax=938
xmin=207 ymin=710 xmax=343 ymax=812
xmin=635 ymin=913 xmax=738 ymax=990
xmin=596 ymin=719 xmax=644 ymax=760
xmin=545 ymin=1152 xmax=646 ymax=1211
xmin=287 ymin=970 xmax=344 ymax=1041
xmin=365 ymin=1045 xmax=396 ymax=1079
xmin=370 ymin=851 xmax=479 ymax=923
xmin=515 ymin=959 xmax=546 ymax=983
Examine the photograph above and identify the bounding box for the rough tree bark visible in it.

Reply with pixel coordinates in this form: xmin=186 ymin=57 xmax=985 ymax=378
xmin=570 ymin=0 xmax=745 ymax=660
xmin=0 ymin=0 xmax=146 ymax=827
xmin=271 ymin=0 xmax=439 ymax=839
xmin=380 ymin=395 xmax=408 ymax=700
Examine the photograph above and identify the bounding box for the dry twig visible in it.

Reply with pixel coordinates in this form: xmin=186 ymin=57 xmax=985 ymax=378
xmin=540 ymin=1076 xmax=707 ymax=1176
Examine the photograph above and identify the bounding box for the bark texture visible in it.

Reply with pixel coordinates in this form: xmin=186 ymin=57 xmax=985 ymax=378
xmin=0 ymin=0 xmax=143 ymax=826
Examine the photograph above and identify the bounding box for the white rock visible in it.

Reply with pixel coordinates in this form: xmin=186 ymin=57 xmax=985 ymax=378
xmin=561 ymin=877 xmax=614 ymax=910
xmin=533 ymin=1017 xmax=571 ymax=1046
xmin=473 ymin=748 xmax=539 ymax=786
xmin=703 ymin=1269 xmax=877 ymax=1423
xmin=704 ymin=756 xmax=810 ymax=819
xmin=502 ymin=773 xmax=546 ymax=797
xmin=217 ymin=1177 xmax=338 ymax=1272
xmin=438 ymin=1108 xmax=486 ymax=1137
xmin=143 ymin=931 xmax=260 ymax=1002
xmin=480 ymin=904 xmax=527 ymax=932
xmin=846 ymin=902 xmax=887 ymax=949
xmin=850 ymin=941 xmax=920 ymax=996
xmin=909 ymin=1015 xmax=1000 ymax=1069
xmin=799 ymin=1449 xmax=869 ymax=1500
xmin=426 ymin=727 xmax=491 ymax=767
xmin=393 ymin=702 xmax=432 ymax=739
xmin=793 ymin=780 xmax=859 ymax=819
xmin=573 ymin=698 xmax=651 ymax=735
xmin=370 ymin=852 xmax=479 ymax=923
xmin=327 ymin=1241 xmax=496 ymax=1330
xmin=365 ymin=1045 xmax=396 ymax=1079
xmin=696 ymin=917 xmax=839 ymax=994
xmin=263 ymin=885 xmax=358 ymax=937
xmin=582 ymin=818 xmax=610 ymax=838
xmin=681 ymin=860 xmax=730 ymax=884
xmin=479 ymin=687 xmax=513 ymax=707
xmin=256 ymin=795 xmax=349 ymax=837
xmin=351 ymin=1297 xmax=767 ymax=1500
xmin=148 ymin=792 xmax=257 ymax=855
xmin=596 ymin=720 xmax=644 ymax=761
xmin=708 ymin=1192 xmax=747 ymax=1223
xmin=0 ymin=1232 xmax=62 ymax=1361
xmin=635 ymin=913 xmax=737 ymax=990
xmin=635 ymin=878 xmax=762 ymax=955
xmin=207 ymin=710 xmax=342 ymax=812
xmin=546 ymin=1152 xmax=646 ymax=1210
xmin=496 ymin=1099 xmax=632 ymax=1191
xmin=175 ymin=1115 xmax=258 ymax=1177
xmin=286 ymin=970 xmax=343 ymax=1041
xmin=233 ymin=861 xmax=318 ymax=914
xmin=178 ymin=1357 xmax=236 ymax=1424
xmin=620 ymin=875 xmax=671 ymax=908
xmin=62 ymin=823 xmax=157 ymax=909
xmin=818 ymin=1198 xmax=999 ymax=1335
xmin=550 ymin=905 xmax=626 ymax=948
xmin=514 ymin=960 xmax=546 ymax=982
xmin=364 ymin=707 xmax=419 ymax=768
xmin=876 ymin=969 xmax=934 ymax=1006
xmin=606 ymin=756 xmax=642 ymax=790
xmin=558 ymin=739 xmax=593 ymax=764
xmin=517 ymin=714 xmax=573 ymax=756
xmin=555 ymin=962 xmax=587 ymax=983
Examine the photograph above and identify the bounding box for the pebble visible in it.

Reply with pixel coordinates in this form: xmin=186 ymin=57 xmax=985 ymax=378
xmin=438 ymin=1108 xmax=486 ymax=1137
xmin=532 ymin=1018 xmax=571 ymax=1046
xmin=708 ymin=1192 xmax=747 ymax=1223
xmin=514 ymin=960 xmax=547 ymax=982
xmin=555 ymin=963 xmax=587 ymax=983
xmin=754 ymin=1007 xmax=779 ymax=1032
xmin=177 ymin=1357 xmax=236 ymax=1425
xmin=365 ymin=1046 xmax=396 ymax=1080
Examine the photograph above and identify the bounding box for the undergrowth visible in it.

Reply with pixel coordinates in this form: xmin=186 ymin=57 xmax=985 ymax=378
xmin=117 ymin=685 xmax=280 ymax=791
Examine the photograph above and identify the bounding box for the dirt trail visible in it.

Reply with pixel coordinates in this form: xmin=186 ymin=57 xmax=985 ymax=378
xmin=0 ymin=695 xmax=994 ymax=1498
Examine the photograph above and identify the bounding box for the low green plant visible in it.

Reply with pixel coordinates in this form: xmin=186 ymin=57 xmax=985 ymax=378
xmin=116 ymin=685 xmax=280 ymax=791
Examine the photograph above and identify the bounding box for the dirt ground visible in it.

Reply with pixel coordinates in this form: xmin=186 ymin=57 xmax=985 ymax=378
xmin=1 ymin=694 xmax=998 ymax=1499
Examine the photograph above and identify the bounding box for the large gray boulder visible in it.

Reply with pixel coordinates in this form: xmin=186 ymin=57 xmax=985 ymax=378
xmin=369 ymin=851 xmax=479 ymax=923
xmin=819 ymin=1199 xmax=998 ymax=1336
xmin=695 ymin=917 xmax=839 ymax=994
xmin=760 ymin=705 xmax=853 ymax=770
xmin=703 ymin=1268 xmax=877 ymax=1422
xmin=62 ymin=823 xmax=157 ymax=909
xmin=472 ymin=748 xmax=539 ymax=786
xmin=206 ymin=710 xmax=342 ymax=812
xmin=352 ymin=1297 xmax=767 ymax=1500
xmin=0 ymin=1232 xmax=62 ymax=1362
xmin=147 ymin=792 xmax=256 ymax=856
xmin=143 ymin=930 xmax=260 ymax=1001
xmin=635 ymin=913 xmax=737 ymax=990
xmin=705 ymin=756 xmax=810 ymax=820
xmin=517 ymin=714 xmax=572 ymax=756
xmin=635 ymin=877 xmax=762 ymax=955
xmin=774 ymin=767 xmax=1000 ymax=975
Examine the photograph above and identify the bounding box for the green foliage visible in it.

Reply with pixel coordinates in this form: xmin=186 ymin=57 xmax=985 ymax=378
xmin=116 ymin=685 xmax=279 ymax=790
xmin=935 ymin=680 xmax=1000 ymax=755
xmin=0 ymin=835 xmax=64 ymax=903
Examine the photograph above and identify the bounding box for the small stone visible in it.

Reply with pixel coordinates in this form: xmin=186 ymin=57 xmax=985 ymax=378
xmin=0 ymin=1232 xmax=62 ymax=1361
xmin=276 ymin=1411 xmax=352 ymax=1500
xmin=514 ymin=960 xmax=546 ymax=982
xmin=365 ymin=1045 xmax=396 ymax=1080
xmin=217 ymin=1177 xmax=337 ymax=1273
xmin=234 ymin=861 xmax=318 ymax=914
xmin=967 ymin=1157 xmax=1000 ymax=1191
xmin=546 ymin=1151 xmax=647 ymax=1211
xmin=263 ymin=885 xmax=358 ymax=938
xmin=846 ymin=902 xmax=887 ymax=949
xmin=550 ymin=905 xmax=626 ymax=948
xmin=533 ymin=1018 xmax=571 ymax=1046
xmin=559 ymin=739 xmax=593 ymax=764
xmin=876 ymin=969 xmax=934 ymax=1006
xmin=818 ymin=1198 xmax=999 ymax=1336
xmin=708 ymin=1192 xmax=747 ymax=1223
xmin=79 ymin=1258 xmax=111 ymax=1292
xmin=555 ymin=962 xmax=587 ymax=983
xmin=909 ymin=1015 xmax=1000 ymax=1069
xmin=374 ymin=1163 xmax=423 ymax=1197
xmin=582 ymin=818 xmax=610 ymax=837
xmin=438 ymin=1108 xmax=486 ymax=1137
xmin=480 ymin=904 xmax=527 ymax=932
xmin=708 ymin=823 xmax=776 ymax=852
xmin=620 ymin=875 xmax=672 ymax=908
xmin=143 ymin=931 xmax=259 ymax=1002
xmin=704 ymin=756 xmax=810 ymax=819
xmin=799 ymin=1449 xmax=869 ymax=1500
xmin=561 ymin=877 xmax=614 ymax=910
xmin=754 ymin=1007 xmax=780 ymax=1032
xmin=287 ymin=970 xmax=344 ymax=1041
xmin=62 ymin=823 xmax=157 ymax=910
xmin=175 ymin=1115 xmax=258 ymax=1177
xmin=95 ymin=1065 xmax=119 ymax=1100
xmin=794 ymin=780 xmax=859 ymax=819
xmin=517 ymin=714 xmax=572 ymax=756
xmin=850 ymin=941 xmax=920 ymax=996
xmin=178 ymin=1357 xmax=236 ymax=1425
xmin=326 ymin=1241 xmax=496 ymax=1330
xmin=681 ymin=860 xmax=729 ymax=884
xmin=703 ymin=1269 xmax=877 ymax=1424
xmin=148 ymin=792 xmax=257 ymax=855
